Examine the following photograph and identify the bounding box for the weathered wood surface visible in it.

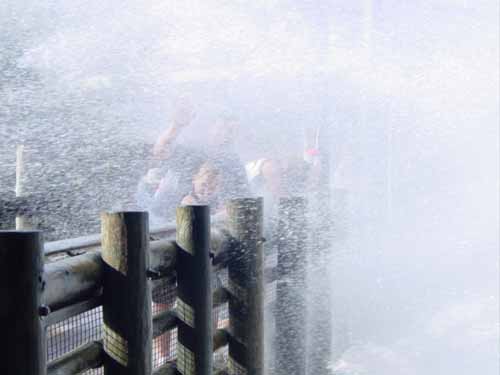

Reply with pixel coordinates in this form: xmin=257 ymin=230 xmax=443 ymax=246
xmin=149 ymin=238 xmax=177 ymax=275
xmin=43 ymin=224 xmax=229 ymax=257
xmin=152 ymin=309 xmax=178 ymax=339
xmin=43 ymin=238 xmax=177 ymax=311
xmin=44 ymin=224 xmax=177 ymax=256
xmin=47 ymin=341 xmax=103 ymax=375
xmin=101 ymin=211 xmax=152 ymax=374
xmin=213 ymin=329 xmax=229 ymax=352
xmin=0 ymin=231 xmax=46 ymax=375
xmin=44 ymin=295 xmax=102 ymax=326
xmin=15 ymin=144 xmax=32 ymax=229
xmin=276 ymin=197 xmax=307 ymax=375
xmin=153 ymin=362 xmax=177 ymax=375
xmin=43 ymin=251 xmax=103 ymax=309
xmin=176 ymin=205 xmax=213 ymax=375
xmin=213 ymin=287 xmax=230 ymax=308
xmin=226 ymin=198 xmax=264 ymax=375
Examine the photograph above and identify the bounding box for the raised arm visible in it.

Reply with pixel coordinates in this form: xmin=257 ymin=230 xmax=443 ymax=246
xmin=153 ymin=103 xmax=195 ymax=158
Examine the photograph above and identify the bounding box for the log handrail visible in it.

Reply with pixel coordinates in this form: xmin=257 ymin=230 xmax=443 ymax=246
xmin=44 ymin=224 xmax=177 ymax=256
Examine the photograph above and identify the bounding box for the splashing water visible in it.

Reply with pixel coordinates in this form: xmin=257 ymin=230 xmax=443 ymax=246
xmin=1 ymin=1 xmax=498 ymax=374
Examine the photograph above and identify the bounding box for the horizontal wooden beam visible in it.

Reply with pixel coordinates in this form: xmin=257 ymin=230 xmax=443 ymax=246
xmin=153 ymin=362 xmax=177 ymax=375
xmin=149 ymin=239 xmax=177 ymax=275
xmin=47 ymin=341 xmax=103 ymax=375
xmin=43 ymin=228 xmax=229 ymax=311
xmin=43 ymin=252 xmax=103 ymax=310
xmin=44 ymin=295 xmax=102 ymax=327
xmin=44 ymin=224 xmax=177 ymax=256
xmin=213 ymin=329 xmax=229 ymax=352
xmin=43 ymin=239 xmax=179 ymax=310
xmin=213 ymin=287 xmax=230 ymax=307
xmin=152 ymin=309 xmax=178 ymax=339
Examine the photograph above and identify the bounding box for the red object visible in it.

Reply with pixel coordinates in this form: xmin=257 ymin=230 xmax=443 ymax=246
xmin=305 ymin=148 xmax=320 ymax=156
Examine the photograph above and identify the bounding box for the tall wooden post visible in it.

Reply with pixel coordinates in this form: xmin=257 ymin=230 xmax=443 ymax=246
xmin=0 ymin=230 xmax=46 ymax=375
xmin=275 ymin=197 xmax=307 ymax=375
xmin=15 ymin=145 xmax=31 ymax=229
xmin=176 ymin=205 xmax=212 ymax=375
xmin=101 ymin=212 xmax=152 ymax=375
xmin=227 ymin=198 xmax=264 ymax=375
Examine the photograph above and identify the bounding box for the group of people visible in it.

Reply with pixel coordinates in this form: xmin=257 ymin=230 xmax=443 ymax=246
xmin=136 ymin=104 xmax=325 ymax=227
xmin=137 ymin=104 xmax=328 ymax=364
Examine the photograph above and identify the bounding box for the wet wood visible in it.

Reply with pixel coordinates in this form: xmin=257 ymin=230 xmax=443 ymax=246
xmin=101 ymin=212 xmax=152 ymax=374
xmin=176 ymin=205 xmax=213 ymax=375
xmin=152 ymin=309 xmax=178 ymax=339
xmin=43 ymin=252 xmax=103 ymax=309
xmin=276 ymin=197 xmax=307 ymax=375
xmin=47 ymin=341 xmax=103 ymax=375
xmin=226 ymin=198 xmax=264 ymax=375
xmin=0 ymin=230 xmax=46 ymax=375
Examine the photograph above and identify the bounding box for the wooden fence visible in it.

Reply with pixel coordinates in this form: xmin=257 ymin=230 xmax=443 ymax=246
xmin=0 ymin=196 xmax=331 ymax=375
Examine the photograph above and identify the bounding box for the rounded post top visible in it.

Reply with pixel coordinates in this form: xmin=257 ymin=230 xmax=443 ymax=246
xmin=100 ymin=211 xmax=149 ymax=217
xmin=228 ymin=197 xmax=263 ymax=205
xmin=0 ymin=230 xmax=43 ymax=242
xmin=0 ymin=230 xmax=42 ymax=234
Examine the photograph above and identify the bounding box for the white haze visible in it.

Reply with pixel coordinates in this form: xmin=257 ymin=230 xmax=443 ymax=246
xmin=1 ymin=1 xmax=498 ymax=374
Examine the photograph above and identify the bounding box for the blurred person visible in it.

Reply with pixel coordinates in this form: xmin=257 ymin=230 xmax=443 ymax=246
xmin=153 ymin=105 xmax=249 ymax=204
xmin=137 ymin=105 xmax=205 ymax=225
xmin=181 ymin=161 xmax=227 ymax=220
xmin=245 ymin=157 xmax=284 ymax=219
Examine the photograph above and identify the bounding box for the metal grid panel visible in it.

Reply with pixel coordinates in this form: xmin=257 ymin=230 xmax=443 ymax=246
xmin=152 ymin=275 xmax=178 ymax=367
xmin=46 ymin=265 xmax=234 ymax=373
xmin=46 ymin=306 xmax=103 ymax=362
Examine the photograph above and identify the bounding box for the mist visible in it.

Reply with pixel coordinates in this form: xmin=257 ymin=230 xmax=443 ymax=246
xmin=1 ymin=1 xmax=498 ymax=374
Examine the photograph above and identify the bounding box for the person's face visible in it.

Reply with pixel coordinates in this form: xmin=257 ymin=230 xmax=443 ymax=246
xmin=193 ymin=167 xmax=221 ymax=201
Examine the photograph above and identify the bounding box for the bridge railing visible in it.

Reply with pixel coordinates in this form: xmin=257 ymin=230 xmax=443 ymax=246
xmin=0 ymin=196 xmax=319 ymax=375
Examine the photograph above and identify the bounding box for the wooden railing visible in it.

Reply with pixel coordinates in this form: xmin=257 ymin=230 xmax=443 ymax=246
xmin=0 ymin=196 xmax=325 ymax=375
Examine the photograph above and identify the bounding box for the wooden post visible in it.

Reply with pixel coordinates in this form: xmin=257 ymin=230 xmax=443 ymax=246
xmin=0 ymin=230 xmax=46 ymax=375
xmin=176 ymin=205 xmax=212 ymax=375
xmin=226 ymin=198 xmax=264 ymax=375
xmin=101 ymin=212 xmax=152 ymax=375
xmin=275 ymin=197 xmax=307 ymax=375
xmin=15 ymin=145 xmax=31 ymax=230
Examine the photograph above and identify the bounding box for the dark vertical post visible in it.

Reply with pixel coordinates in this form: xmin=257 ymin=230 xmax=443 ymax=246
xmin=275 ymin=197 xmax=307 ymax=375
xmin=0 ymin=230 xmax=46 ymax=375
xmin=101 ymin=212 xmax=152 ymax=375
xmin=227 ymin=198 xmax=264 ymax=375
xmin=175 ymin=205 xmax=212 ymax=375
